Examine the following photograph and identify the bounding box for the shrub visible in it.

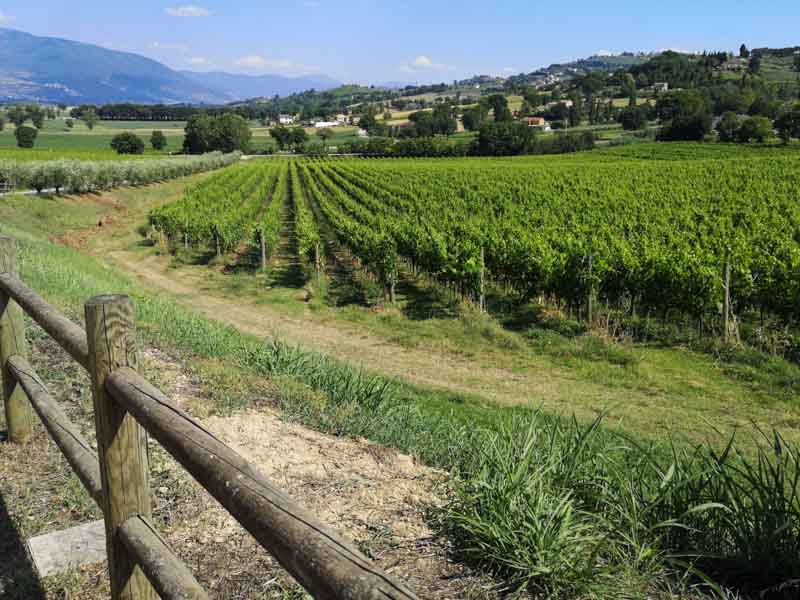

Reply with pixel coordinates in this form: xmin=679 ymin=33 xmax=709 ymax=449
xmin=737 ymin=116 xmax=775 ymax=143
xmin=14 ymin=125 xmax=38 ymax=148
xmin=716 ymin=111 xmax=742 ymax=142
xmin=150 ymin=130 xmax=168 ymax=151
xmin=110 ymin=132 xmax=145 ymax=155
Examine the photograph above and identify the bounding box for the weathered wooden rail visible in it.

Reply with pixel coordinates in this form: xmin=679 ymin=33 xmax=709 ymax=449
xmin=0 ymin=235 xmax=418 ymax=600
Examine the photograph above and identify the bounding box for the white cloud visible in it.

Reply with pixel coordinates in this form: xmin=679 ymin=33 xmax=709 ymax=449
xmin=187 ymin=56 xmax=212 ymax=66
xmin=150 ymin=42 xmax=189 ymax=52
xmin=596 ymin=49 xmax=614 ymax=57
xmin=400 ymin=55 xmax=448 ymax=73
xmin=502 ymin=66 xmax=518 ymax=74
xmin=0 ymin=10 xmax=16 ymax=23
xmin=235 ymin=55 xmax=267 ymax=68
xmin=235 ymin=55 xmax=319 ymax=73
xmin=165 ymin=5 xmax=211 ymax=17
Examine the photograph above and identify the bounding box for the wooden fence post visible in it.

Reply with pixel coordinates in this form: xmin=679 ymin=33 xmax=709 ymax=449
xmin=0 ymin=236 xmax=33 ymax=443
xmin=85 ymin=295 xmax=155 ymax=600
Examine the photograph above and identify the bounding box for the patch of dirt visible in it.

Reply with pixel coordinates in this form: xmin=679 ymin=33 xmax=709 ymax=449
xmin=52 ymin=194 xmax=128 ymax=250
xmin=1 ymin=320 xmax=498 ymax=599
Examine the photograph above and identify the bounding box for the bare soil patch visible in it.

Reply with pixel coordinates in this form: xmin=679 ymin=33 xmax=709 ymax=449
xmin=0 ymin=322 xmax=497 ymax=599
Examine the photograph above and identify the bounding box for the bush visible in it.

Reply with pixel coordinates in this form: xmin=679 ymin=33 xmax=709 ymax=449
xmin=110 ymin=132 xmax=145 ymax=155
xmin=737 ymin=116 xmax=775 ymax=143
xmin=14 ymin=125 xmax=38 ymax=148
xmin=716 ymin=111 xmax=741 ymax=142
xmin=150 ymin=130 xmax=168 ymax=151
xmin=619 ymin=106 xmax=646 ymax=131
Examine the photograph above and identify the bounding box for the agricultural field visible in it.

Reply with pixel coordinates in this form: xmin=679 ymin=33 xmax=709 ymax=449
xmin=151 ymin=145 xmax=800 ymax=344
xmin=0 ymin=118 xmax=277 ymax=158
xmin=5 ymin=142 xmax=800 ymax=599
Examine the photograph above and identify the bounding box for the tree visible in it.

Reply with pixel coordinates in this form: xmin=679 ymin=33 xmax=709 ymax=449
xmin=619 ymin=106 xmax=646 ymax=131
xmin=82 ymin=108 xmax=98 ymax=131
xmin=716 ymin=112 xmax=741 ymax=142
xmin=213 ymin=113 xmax=252 ymax=153
xmin=14 ymin=125 xmax=38 ymax=148
xmin=358 ymin=110 xmax=379 ymax=133
xmin=28 ymin=107 xmax=45 ymax=129
xmin=409 ymin=111 xmax=436 ymax=137
xmin=65 ymin=118 xmax=74 ymax=129
xmin=184 ymin=115 xmax=216 ymax=154
xmin=0 ymin=116 xmax=4 ymax=132
xmin=150 ymin=130 xmax=167 ymax=151
xmin=270 ymin=126 xmax=293 ymax=150
xmin=184 ymin=113 xmax=251 ymax=154
xmin=657 ymin=90 xmax=713 ymax=141
xmin=739 ymin=44 xmax=750 ymax=59
xmin=748 ymin=54 xmax=762 ymax=75
xmin=568 ymin=105 xmax=581 ymax=127
xmin=432 ymin=102 xmax=457 ymax=135
xmin=737 ymin=116 xmax=774 ymax=143
xmin=289 ymin=127 xmax=309 ymax=149
xmin=461 ymin=105 xmax=488 ymax=131
xmin=317 ymin=128 xmax=335 ymax=144
xmin=8 ymin=106 xmax=26 ymax=128
xmin=476 ymin=121 xmax=537 ymax=156
xmin=110 ymin=132 xmax=145 ymax=155
xmin=621 ymin=73 xmax=638 ymax=107
xmin=775 ymin=109 xmax=800 ymax=144
xmin=486 ymin=94 xmax=512 ymax=122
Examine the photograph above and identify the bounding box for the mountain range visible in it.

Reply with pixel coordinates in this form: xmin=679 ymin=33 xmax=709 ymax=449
xmin=0 ymin=28 xmax=340 ymax=105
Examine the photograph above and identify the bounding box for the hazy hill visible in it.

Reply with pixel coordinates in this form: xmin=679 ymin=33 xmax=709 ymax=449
xmin=180 ymin=71 xmax=340 ymax=102
xmin=0 ymin=28 xmax=225 ymax=104
xmin=0 ymin=28 xmax=340 ymax=105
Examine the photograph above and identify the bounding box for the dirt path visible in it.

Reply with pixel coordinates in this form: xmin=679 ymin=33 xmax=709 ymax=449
xmin=106 ymin=247 xmax=632 ymax=416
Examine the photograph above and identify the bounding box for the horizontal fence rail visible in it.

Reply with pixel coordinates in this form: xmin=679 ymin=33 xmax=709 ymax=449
xmin=0 ymin=235 xmax=419 ymax=600
xmin=0 ymin=272 xmax=90 ymax=370
xmin=6 ymin=354 xmax=103 ymax=505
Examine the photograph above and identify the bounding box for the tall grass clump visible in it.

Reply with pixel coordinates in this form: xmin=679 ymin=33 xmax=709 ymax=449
xmin=444 ymin=417 xmax=800 ymax=598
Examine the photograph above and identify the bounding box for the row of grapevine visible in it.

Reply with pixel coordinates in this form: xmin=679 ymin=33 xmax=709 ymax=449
xmin=254 ymin=162 xmax=289 ymax=268
xmin=299 ymin=162 xmax=398 ymax=299
xmin=289 ymin=161 xmax=322 ymax=268
xmin=303 ymin=154 xmax=800 ymax=325
xmin=149 ymin=160 xmax=280 ymax=255
xmin=0 ymin=152 xmax=241 ymax=194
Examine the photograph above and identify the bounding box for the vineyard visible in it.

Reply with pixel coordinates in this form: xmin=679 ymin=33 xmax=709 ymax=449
xmin=149 ymin=151 xmax=800 ymax=344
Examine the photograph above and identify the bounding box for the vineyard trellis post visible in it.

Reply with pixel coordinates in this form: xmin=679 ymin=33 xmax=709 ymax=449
xmin=85 ymin=294 xmax=155 ymax=600
xmin=479 ymin=245 xmax=486 ymax=313
xmin=0 ymin=236 xmax=33 ymax=443
xmin=723 ymin=252 xmax=731 ymax=343
xmin=587 ymin=252 xmax=594 ymax=326
xmin=260 ymin=230 xmax=267 ymax=271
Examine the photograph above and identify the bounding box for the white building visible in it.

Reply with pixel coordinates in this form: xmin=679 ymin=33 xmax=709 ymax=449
xmin=279 ymin=114 xmax=295 ymax=125
xmin=314 ymin=121 xmax=338 ymax=128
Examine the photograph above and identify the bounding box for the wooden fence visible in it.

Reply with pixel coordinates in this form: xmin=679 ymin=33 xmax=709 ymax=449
xmin=0 ymin=235 xmax=418 ymax=600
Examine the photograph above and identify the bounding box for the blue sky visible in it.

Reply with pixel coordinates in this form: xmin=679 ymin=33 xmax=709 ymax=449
xmin=1 ymin=1 xmax=798 ymax=83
